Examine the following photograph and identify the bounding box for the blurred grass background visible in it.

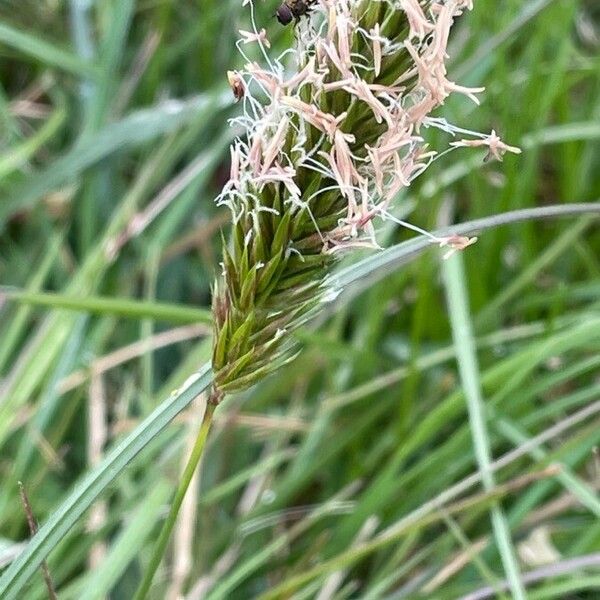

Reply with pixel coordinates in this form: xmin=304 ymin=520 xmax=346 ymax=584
xmin=0 ymin=0 xmax=599 ymax=598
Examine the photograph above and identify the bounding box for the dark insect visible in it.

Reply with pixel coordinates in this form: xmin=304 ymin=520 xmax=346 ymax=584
xmin=276 ymin=0 xmax=316 ymax=26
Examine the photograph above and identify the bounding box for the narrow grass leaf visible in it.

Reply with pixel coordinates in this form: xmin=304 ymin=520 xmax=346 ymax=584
xmin=1 ymin=289 xmax=212 ymax=324
xmin=442 ymin=252 xmax=526 ymax=599
xmin=0 ymin=22 xmax=98 ymax=77
xmin=0 ymin=92 xmax=229 ymax=224
xmin=0 ymin=364 xmax=213 ymax=600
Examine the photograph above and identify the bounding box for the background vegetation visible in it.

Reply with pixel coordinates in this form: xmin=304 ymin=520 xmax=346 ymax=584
xmin=0 ymin=0 xmax=599 ymax=598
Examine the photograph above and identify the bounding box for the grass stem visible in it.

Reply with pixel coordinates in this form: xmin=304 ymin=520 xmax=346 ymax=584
xmin=133 ymin=399 xmax=216 ymax=600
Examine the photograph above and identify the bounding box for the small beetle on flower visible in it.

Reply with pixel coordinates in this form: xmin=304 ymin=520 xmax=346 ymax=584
xmin=275 ymin=0 xmax=317 ymax=25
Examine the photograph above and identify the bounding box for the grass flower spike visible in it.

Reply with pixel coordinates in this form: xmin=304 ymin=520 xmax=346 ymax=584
xmin=212 ymin=0 xmax=519 ymax=398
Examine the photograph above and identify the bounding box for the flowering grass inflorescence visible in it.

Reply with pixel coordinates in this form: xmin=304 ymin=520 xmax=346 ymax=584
xmin=211 ymin=0 xmax=520 ymax=398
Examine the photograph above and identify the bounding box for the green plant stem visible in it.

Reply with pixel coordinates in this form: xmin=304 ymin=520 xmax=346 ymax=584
xmin=133 ymin=400 xmax=217 ymax=600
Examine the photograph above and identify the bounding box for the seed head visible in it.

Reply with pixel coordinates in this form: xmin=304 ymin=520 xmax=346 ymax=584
xmin=211 ymin=0 xmax=519 ymax=396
